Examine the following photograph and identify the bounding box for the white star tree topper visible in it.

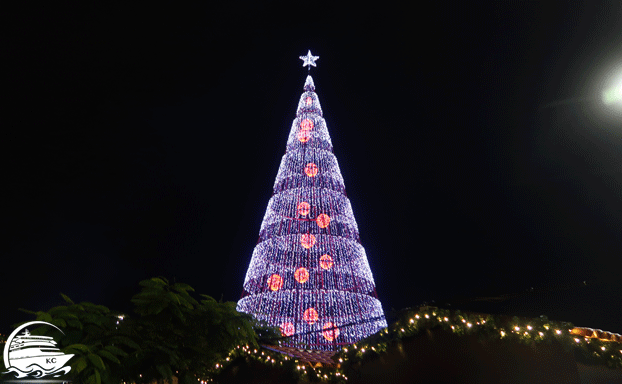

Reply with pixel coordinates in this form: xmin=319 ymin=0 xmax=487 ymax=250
xmin=299 ymin=50 xmax=319 ymax=69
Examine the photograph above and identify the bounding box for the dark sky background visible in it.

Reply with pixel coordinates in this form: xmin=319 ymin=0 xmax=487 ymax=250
xmin=4 ymin=2 xmax=622 ymax=336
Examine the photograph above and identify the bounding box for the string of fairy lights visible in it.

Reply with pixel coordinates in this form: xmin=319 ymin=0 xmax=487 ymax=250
xmin=204 ymin=307 xmax=622 ymax=382
xmin=237 ymin=71 xmax=387 ymax=350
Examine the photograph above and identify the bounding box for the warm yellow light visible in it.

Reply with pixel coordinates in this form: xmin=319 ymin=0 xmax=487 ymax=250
xmin=425 ymin=314 xmax=429 ymax=319
xmin=539 ymin=332 xmax=544 ymax=337
xmin=500 ymin=330 xmax=506 ymax=337
xmin=467 ymin=323 xmax=472 ymax=328
xmin=574 ymin=338 xmax=580 ymax=343
xmin=361 ymin=348 xmax=365 ymax=353
xmin=514 ymin=326 xmax=520 ymax=331
xmin=444 ymin=317 xmax=449 ymax=322
xmin=601 ymin=346 xmax=606 ymax=351
xmin=415 ymin=314 xmax=420 ymax=319
xmin=527 ymin=325 xmax=532 ymax=330
xmin=555 ymin=330 xmax=561 ymax=335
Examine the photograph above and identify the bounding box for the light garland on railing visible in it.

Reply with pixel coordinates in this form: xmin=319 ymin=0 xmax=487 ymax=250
xmin=206 ymin=307 xmax=621 ymax=382
xmin=200 ymin=343 xmax=348 ymax=383
xmin=237 ymin=72 xmax=386 ymax=350
xmin=333 ymin=307 xmax=622 ymax=373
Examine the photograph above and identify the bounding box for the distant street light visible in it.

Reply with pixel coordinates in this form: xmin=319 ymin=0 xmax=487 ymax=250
xmin=602 ymin=80 xmax=622 ymax=106
xmin=541 ymin=76 xmax=622 ymax=111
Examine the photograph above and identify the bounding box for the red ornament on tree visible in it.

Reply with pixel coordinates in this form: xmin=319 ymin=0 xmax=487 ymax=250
xmin=319 ymin=254 xmax=333 ymax=270
xmin=297 ymin=202 xmax=310 ymax=216
xmin=316 ymin=213 xmax=330 ymax=228
xmin=300 ymin=234 xmax=316 ymax=249
xmin=297 ymin=129 xmax=311 ymax=143
xmin=280 ymin=322 xmax=295 ymax=337
xmin=267 ymin=274 xmax=283 ymax=291
xmin=303 ymin=308 xmax=318 ymax=324
xmin=294 ymin=267 xmax=309 ymax=283
xmin=300 ymin=118 xmax=314 ymax=130
xmin=322 ymin=322 xmax=339 ymax=341
xmin=304 ymin=163 xmax=318 ymax=177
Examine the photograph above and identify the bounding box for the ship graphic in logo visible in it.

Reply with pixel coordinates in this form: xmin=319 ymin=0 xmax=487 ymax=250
xmin=2 ymin=321 xmax=73 ymax=378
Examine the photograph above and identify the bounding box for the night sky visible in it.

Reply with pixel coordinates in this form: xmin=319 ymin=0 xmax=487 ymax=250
xmin=4 ymin=2 xmax=622 ymax=336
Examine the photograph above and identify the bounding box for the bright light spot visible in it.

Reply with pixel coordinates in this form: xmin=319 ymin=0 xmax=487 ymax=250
xmin=556 ymin=330 xmax=562 ymax=335
xmin=602 ymin=81 xmax=622 ymax=105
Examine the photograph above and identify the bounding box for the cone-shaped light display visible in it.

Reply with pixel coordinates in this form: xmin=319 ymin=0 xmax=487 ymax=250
xmin=237 ymin=68 xmax=387 ymax=350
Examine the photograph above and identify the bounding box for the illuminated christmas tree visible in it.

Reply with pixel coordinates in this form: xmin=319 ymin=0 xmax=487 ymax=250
xmin=237 ymin=51 xmax=387 ymax=350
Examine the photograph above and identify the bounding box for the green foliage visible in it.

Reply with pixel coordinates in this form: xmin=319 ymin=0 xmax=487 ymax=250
xmin=19 ymin=295 xmax=131 ymax=384
xmin=124 ymin=277 xmax=273 ymax=384
xmin=12 ymin=277 xmax=272 ymax=384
